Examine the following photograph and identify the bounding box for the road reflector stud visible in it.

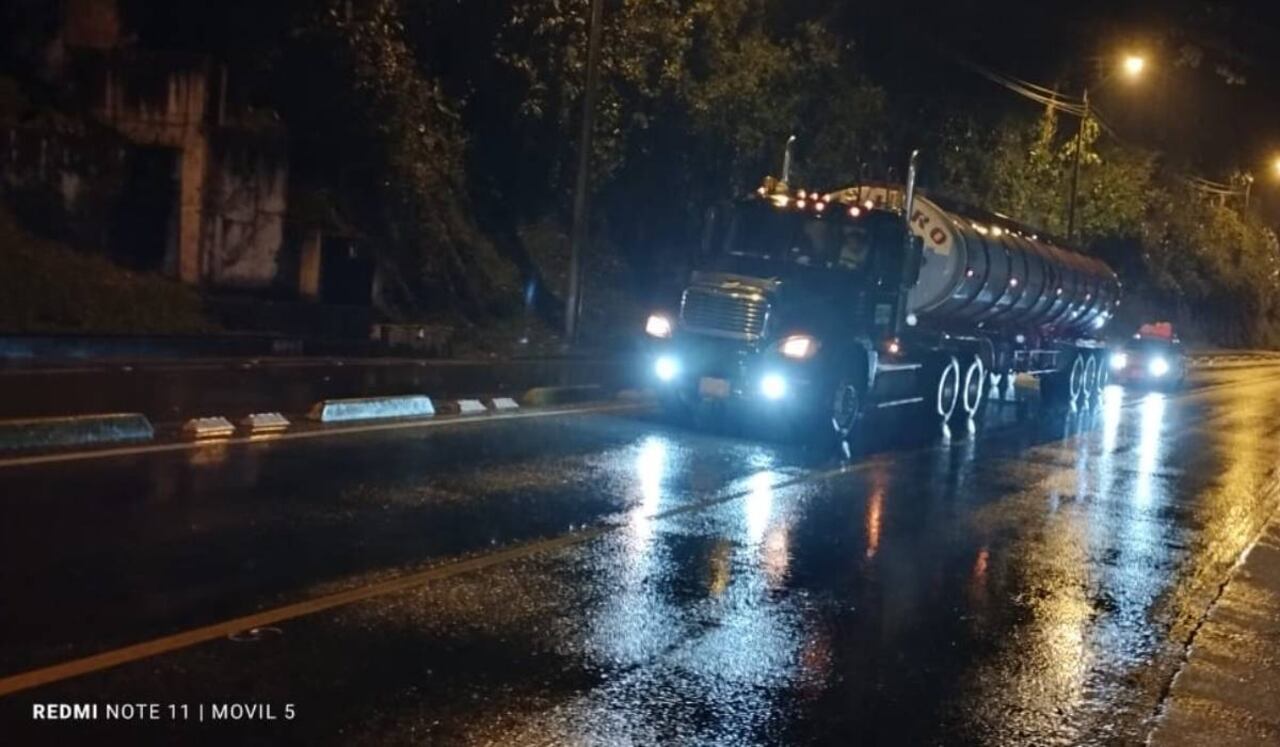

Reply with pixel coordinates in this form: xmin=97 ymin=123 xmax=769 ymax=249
xmin=490 ymin=397 xmax=519 ymax=411
xmin=457 ymin=399 xmax=487 ymax=415
xmin=241 ymin=412 xmax=290 ymax=433
xmin=183 ymin=417 xmax=236 ymax=440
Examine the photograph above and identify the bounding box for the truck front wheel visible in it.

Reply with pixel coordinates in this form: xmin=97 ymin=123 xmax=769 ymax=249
xmin=830 ymin=375 xmax=863 ymax=439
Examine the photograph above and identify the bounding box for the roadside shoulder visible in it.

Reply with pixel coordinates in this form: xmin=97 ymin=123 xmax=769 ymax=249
xmin=1149 ymin=519 xmax=1280 ymax=746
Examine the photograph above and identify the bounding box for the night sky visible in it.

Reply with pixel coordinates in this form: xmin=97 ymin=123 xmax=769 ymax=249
xmin=840 ymin=0 xmax=1280 ymax=184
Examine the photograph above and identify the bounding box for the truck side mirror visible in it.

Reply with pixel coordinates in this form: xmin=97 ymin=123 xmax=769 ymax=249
xmin=903 ymin=235 xmax=924 ymax=289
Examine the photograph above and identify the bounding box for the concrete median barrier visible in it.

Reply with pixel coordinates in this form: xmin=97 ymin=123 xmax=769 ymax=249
xmin=0 ymin=413 xmax=154 ymax=452
xmin=308 ymin=395 xmax=435 ymax=423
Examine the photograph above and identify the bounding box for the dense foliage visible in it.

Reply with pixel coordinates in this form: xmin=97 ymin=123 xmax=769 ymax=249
xmin=2 ymin=0 xmax=1278 ymax=345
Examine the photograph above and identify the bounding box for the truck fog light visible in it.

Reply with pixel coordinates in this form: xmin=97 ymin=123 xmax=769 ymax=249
xmin=760 ymin=373 xmax=788 ymax=400
xmin=1148 ymin=357 xmax=1169 ymax=377
xmin=1109 ymin=352 xmax=1128 ymax=371
xmin=654 ymin=355 xmax=680 ymax=382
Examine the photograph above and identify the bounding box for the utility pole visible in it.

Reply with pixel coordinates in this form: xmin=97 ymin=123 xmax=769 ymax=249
xmin=565 ymin=0 xmax=605 ymax=345
xmin=1066 ymin=88 xmax=1088 ymax=244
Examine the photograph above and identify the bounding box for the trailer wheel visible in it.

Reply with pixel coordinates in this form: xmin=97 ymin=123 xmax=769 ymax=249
xmin=934 ymin=356 xmax=961 ymax=421
xmin=1093 ymin=353 xmax=1110 ymax=394
xmin=959 ymin=355 xmax=986 ymax=419
xmin=1068 ymin=354 xmax=1086 ymax=404
xmin=1081 ymin=354 xmax=1099 ymax=402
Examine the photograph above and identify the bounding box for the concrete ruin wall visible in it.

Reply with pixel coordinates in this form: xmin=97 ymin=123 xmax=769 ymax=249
xmin=202 ymin=132 xmax=289 ymax=289
xmin=0 ymin=126 xmax=129 ymax=252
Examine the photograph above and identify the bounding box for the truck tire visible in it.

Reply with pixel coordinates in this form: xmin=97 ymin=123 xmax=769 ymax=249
xmin=1093 ymin=352 xmax=1110 ymax=395
xmin=829 ymin=372 xmax=864 ymax=440
xmin=1081 ymin=354 xmax=1099 ymax=403
xmin=789 ymin=362 xmax=864 ymax=444
xmin=1068 ymin=353 xmax=1086 ymax=404
xmin=958 ymin=355 xmax=986 ymax=421
xmin=933 ymin=356 xmax=961 ymax=422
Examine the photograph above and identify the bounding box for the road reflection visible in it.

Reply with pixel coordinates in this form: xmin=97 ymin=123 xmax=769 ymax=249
xmin=489 ymin=374 xmax=1280 ymax=745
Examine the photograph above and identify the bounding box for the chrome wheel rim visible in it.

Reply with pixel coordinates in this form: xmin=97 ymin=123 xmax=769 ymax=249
xmin=832 ymin=381 xmax=860 ymax=434
xmin=937 ymin=359 xmax=960 ymax=419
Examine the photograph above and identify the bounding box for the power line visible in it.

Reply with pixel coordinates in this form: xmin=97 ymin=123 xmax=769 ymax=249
xmin=957 ymin=57 xmax=1247 ymax=200
xmin=954 ymin=57 xmax=1086 ymax=117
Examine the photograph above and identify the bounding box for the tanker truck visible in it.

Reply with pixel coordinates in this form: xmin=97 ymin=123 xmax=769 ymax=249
xmin=642 ymin=151 xmax=1121 ymax=439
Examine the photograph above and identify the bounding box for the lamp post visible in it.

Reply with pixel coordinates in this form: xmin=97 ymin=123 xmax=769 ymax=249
xmin=1065 ymin=88 xmax=1089 ymax=243
xmin=1064 ymin=53 xmax=1147 ymax=243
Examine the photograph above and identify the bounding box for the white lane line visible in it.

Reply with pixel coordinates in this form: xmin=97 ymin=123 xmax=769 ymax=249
xmin=0 ymin=402 xmax=643 ymax=470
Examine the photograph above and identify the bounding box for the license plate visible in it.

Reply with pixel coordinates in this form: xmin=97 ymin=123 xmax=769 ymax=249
xmin=698 ymin=376 xmax=731 ymax=399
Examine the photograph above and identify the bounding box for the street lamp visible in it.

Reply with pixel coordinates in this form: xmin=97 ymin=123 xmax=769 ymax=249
xmin=1122 ymin=54 xmax=1146 ymax=78
xmin=1066 ymin=52 xmax=1148 ymax=242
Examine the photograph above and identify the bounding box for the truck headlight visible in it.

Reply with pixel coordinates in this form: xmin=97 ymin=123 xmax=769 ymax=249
xmin=778 ymin=334 xmax=819 ymax=359
xmin=654 ymin=355 xmax=680 ymax=382
xmin=1109 ymin=352 xmax=1128 ymax=371
xmin=645 ymin=313 xmax=673 ymax=339
xmin=760 ymin=373 xmax=788 ymax=400
xmin=1148 ymin=357 xmax=1170 ymax=377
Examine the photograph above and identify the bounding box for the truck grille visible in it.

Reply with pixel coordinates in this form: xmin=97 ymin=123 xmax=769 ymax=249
xmin=680 ymin=288 xmax=769 ymax=340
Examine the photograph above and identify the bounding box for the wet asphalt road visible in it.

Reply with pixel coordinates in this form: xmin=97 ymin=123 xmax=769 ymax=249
xmin=3 ymin=364 xmax=1280 ymax=745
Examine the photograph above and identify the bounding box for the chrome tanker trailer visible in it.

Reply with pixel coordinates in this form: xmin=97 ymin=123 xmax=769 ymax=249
xmin=643 ymin=152 xmax=1121 ymax=439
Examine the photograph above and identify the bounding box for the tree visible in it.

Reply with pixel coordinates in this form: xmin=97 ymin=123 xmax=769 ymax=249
xmin=289 ymin=0 xmax=519 ymax=316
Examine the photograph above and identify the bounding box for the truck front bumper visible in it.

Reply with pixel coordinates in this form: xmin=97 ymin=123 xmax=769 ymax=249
xmin=647 ymin=336 xmax=824 ymax=412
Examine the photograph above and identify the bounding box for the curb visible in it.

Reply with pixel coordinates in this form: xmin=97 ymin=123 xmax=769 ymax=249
xmin=0 ymin=413 xmax=154 ymax=452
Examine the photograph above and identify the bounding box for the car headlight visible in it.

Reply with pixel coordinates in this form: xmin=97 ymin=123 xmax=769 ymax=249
xmin=645 ymin=313 xmax=673 ymax=339
xmin=778 ymin=334 xmax=820 ymax=359
xmin=1109 ymin=352 xmax=1128 ymax=371
xmin=1148 ymin=357 xmax=1170 ymax=377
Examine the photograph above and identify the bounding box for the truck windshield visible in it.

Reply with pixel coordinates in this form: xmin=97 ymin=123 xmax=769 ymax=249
xmin=722 ymin=201 xmax=873 ymax=272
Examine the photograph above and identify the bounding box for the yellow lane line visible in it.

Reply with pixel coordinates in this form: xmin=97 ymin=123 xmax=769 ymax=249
xmin=0 ymin=459 xmax=877 ymax=697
